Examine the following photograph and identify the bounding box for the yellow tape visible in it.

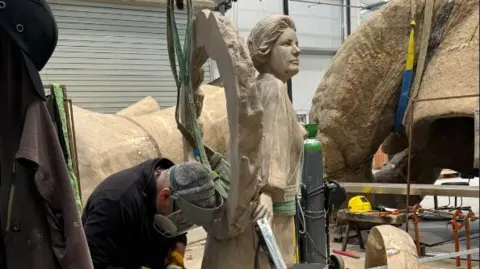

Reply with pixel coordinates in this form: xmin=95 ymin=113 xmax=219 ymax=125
xmin=406 ymin=20 xmax=416 ymax=70
xmin=293 ymin=222 xmax=299 ymax=263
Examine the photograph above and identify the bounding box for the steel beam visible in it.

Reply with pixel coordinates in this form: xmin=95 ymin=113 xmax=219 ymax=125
xmin=300 ymin=47 xmax=337 ymax=56
xmin=342 ymin=183 xmax=480 ymax=198
xmin=283 ymin=0 xmax=293 ymax=102
xmin=82 ymin=0 xmax=217 ymax=9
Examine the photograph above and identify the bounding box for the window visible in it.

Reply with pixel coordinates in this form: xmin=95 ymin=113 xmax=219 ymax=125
xmin=296 ymin=113 xmax=307 ymax=124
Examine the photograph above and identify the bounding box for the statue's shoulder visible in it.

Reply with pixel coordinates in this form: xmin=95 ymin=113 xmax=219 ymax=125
xmin=258 ymin=74 xmax=285 ymax=99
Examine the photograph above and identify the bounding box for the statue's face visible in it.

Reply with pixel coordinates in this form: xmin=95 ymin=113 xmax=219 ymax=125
xmin=267 ymin=27 xmax=301 ymax=82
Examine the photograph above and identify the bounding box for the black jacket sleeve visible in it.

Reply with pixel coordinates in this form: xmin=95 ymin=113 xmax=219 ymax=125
xmin=82 ymin=198 xmax=125 ymax=269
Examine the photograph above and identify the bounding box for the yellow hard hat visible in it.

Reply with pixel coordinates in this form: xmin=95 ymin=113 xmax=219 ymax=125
xmin=348 ymin=195 xmax=372 ymax=213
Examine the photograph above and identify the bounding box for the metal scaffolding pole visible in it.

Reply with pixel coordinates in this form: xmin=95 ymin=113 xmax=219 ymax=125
xmin=283 ymin=0 xmax=293 ymax=102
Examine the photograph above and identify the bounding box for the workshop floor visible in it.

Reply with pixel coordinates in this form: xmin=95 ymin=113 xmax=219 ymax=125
xmin=184 ymin=175 xmax=479 ymax=268
xmin=184 ymin=239 xmax=479 ymax=269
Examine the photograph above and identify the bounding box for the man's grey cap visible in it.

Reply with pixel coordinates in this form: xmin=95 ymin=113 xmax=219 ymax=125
xmin=169 ymin=162 xmax=217 ymax=209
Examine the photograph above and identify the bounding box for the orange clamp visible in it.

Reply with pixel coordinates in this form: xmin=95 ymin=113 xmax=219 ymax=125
xmin=412 ymin=204 xmax=422 ymax=256
xmin=464 ymin=211 xmax=478 ymax=269
xmin=451 ymin=210 xmax=465 ymax=267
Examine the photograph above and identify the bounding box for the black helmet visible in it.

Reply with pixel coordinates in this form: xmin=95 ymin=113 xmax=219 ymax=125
xmin=0 ymin=0 xmax=58 ymax=100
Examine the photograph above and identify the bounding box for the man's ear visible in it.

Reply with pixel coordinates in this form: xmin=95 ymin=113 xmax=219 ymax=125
xmin=159 ymin=187 xmax=171 ymax=201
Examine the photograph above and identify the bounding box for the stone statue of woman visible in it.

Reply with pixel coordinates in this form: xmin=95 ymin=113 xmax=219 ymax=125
xmin=247 ymin=14 xmax=306 ymax=268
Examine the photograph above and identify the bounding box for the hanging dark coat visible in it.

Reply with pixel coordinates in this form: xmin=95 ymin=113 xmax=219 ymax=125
xmin=0 ymin=1 xmax=94 ymax=268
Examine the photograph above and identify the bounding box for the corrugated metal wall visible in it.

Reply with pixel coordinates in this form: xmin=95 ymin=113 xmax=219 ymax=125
xmin=42 ymin=0 xmax=211 ymax=113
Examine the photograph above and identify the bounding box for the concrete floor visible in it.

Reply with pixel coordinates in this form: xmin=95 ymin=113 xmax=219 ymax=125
xmin=183 ymin=174 xmax=480 ymax=268
xmin=184 ymin=240 xmax=478 ymax=269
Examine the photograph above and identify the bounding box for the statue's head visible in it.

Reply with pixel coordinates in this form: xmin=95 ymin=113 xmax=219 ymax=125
xmin=247 ymin=14 xmax=300 ymax=82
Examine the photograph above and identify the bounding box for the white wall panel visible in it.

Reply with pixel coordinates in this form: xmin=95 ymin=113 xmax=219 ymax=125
xmin=227 ymin=0 xmax=284 ymax=39
xmin=289 ymin=0 xmax=343 ymax=50
xmin=292 ymin=54 xmax=333 ymax=116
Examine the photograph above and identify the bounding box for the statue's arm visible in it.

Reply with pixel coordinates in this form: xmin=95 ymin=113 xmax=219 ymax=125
xmin=258 ymin=85 xmax=288 ymax=203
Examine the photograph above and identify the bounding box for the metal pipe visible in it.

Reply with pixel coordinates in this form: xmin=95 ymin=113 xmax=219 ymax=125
xmin=68 ymin=98 xmax=81 ymax=202
xmin=61 ymin=87 xmax=78 ymax=179
xmin=62 ymin=86 xmax=82 ymax=202
xmin=299 ymin=47 xmax=337 ymax=55
xmin=345 ymin=0 xmax=351 ymax=36
xmin=341 ymin=182 xmax=479 ymax=197
xmin=413 ymin=93 xmax=479 ymax=103
xmin=283 ymin=0 xmax=293 ymax=102
xmin=418 ymin=208 xmax=464 ymax=219
xmin=405 ymin=99 xmax=414 ymax=232
xmin=341 ymin=0 xmax=345 ymax=42
xmin=289 ymin=0 xmax=365 ymax=9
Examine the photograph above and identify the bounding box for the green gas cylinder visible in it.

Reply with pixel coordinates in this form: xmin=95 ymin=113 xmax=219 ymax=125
xmin=304 ymin=123 xmax=322 ymax=152
xmin=299 ymin=123 xmax=328 ymax=265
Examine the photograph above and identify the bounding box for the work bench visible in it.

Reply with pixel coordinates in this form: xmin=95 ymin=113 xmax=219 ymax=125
xmin=341 ymin=183 xmax=479 ymax=198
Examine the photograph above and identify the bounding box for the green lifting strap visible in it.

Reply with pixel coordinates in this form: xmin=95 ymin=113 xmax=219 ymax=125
xmin=273 ymin=200 xmax=296 ymax=216
xmin=166 ymin=0 xmax=230 ymax=198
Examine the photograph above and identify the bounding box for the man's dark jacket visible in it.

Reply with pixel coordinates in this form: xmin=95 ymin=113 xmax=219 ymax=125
xmin=82 ymin=158 xmax=186 ymax=269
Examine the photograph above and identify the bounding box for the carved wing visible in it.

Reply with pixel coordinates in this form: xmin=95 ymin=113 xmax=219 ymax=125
xmin=193 ymin=10 xmax=263 ymax=238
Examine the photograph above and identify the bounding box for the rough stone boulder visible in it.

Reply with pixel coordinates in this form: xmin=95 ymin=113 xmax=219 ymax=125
xmin=116 ymin=96 xmax=162 ymax=117
xmin=309 ymin=0 xmax=479 ymax=207
xmin=73 ymin=84 xmax=227 ymax=202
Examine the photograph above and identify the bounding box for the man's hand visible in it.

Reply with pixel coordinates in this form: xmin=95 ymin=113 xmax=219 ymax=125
xmin=253 ymin=193 xmax=273 ymax=224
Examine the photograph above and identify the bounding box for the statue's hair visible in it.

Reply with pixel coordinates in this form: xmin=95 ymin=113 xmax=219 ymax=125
xmin=247 ymin=14 xmax=296 ymax=73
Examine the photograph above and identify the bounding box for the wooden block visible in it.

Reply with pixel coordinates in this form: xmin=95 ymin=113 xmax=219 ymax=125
xmin=337 ymin=209 xmax=407 ymax=225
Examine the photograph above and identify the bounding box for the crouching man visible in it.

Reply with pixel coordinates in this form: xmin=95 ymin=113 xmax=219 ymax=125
xmin=82 ymin=158 xmax=217 ymax=269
